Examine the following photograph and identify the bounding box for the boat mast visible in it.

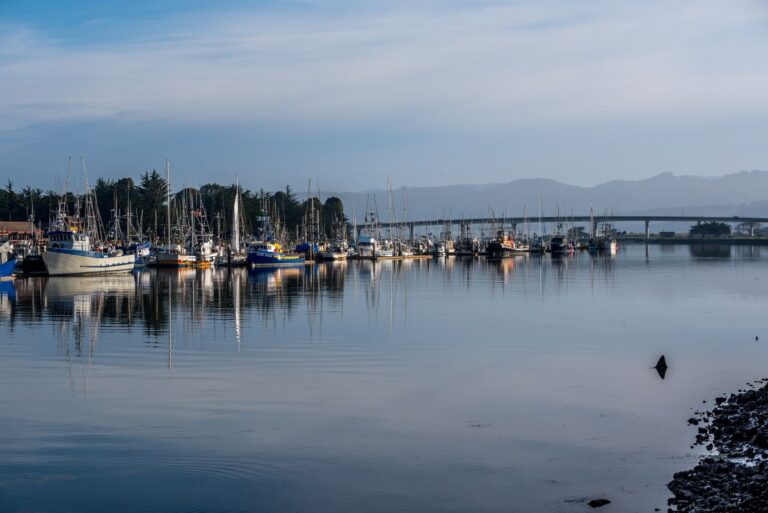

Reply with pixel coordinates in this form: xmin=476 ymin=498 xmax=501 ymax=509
xmin=402 ymin=186 xmax=408 ymax=244
xmin=523 ymin=204 xmax=528 ymax=240
xmin=165 ymin=159 xmax=171 ymax=247
xmin=538 ymin=196 xmax=544 ymax=237
xmin=231 ymin=176 xmax=241 ymax=254
xmin=387 ymin=176 xmax=396 ymax=242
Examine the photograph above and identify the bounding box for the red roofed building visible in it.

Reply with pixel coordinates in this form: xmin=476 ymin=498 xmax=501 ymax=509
xmin=0 ymin=221 xmax=43 ymax=242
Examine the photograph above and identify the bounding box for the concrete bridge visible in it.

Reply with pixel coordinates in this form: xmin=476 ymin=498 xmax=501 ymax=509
xmin=374 ymin=215 xmax=768 ymax=239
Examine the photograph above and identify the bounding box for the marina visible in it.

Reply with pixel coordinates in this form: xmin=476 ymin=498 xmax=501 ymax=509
xmin=4 ymin=1 xmax=768 ymax=510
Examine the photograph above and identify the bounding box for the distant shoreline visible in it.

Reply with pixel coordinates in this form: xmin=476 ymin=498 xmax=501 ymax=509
xmin=618 ymin=237 xmax=768 ymax=245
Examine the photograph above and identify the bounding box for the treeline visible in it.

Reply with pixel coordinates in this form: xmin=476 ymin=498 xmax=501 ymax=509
xmin=689 ymin=221 xmax=731 ymax=237
xmin=0 ymin=171 xmax=346 ymax=241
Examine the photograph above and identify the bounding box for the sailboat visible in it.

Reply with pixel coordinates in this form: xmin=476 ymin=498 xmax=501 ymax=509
xmin=218 ymin=178 xmax=248 ymax=266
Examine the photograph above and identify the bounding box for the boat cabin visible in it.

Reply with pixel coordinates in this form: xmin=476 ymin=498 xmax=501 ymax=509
xmin=47 ymin=230 xmax=90 ymax=251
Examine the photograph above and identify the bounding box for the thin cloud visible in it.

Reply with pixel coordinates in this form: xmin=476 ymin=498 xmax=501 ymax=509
xmin=2 ymin=1 xmax=768 ymax=131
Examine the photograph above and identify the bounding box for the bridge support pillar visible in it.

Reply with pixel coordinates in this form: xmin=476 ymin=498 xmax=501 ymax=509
xmin=645 ymin=220 xmax=650 ymax=239
xmin=591 ymin=220 xmax=598 ymax=238
xmin=409 ymin=224 xmax=414 ymax=243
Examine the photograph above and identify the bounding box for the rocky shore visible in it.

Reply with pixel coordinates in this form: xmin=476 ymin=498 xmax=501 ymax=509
xmin=667 ymin=379 xmax=768 ymax=512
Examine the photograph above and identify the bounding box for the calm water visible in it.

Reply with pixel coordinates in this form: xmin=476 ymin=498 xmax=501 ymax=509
xmin=1 ymin=244 xmax=768 ymax=513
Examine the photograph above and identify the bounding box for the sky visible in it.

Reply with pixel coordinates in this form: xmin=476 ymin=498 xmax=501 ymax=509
xmin=2 ymin=0 xmax=768 ymax=193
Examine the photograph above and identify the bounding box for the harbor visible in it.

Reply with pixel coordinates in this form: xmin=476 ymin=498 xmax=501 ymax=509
xmin=8 ymin=165 xmax=768 ymax=278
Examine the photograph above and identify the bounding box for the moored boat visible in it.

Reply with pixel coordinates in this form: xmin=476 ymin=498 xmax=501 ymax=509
xmin=20 ymin=253 xmax=46 ymax=275
xmin=154 ymin=160 xmax=216 ymax=268
xmin=486 ymin=230 xmax=517 ymax=259
xmin=548 ymin=234 xmax=569 ymax=255
xmin=43 ymin=162 xmax=135 ymax=276
xmin=356 ymin=234 xmax=378 ymax=259
xmin=248 ymin=241 xmax=305 ymax=268
xmin=155 ymin=244 xmax=203 ymax=267
xmin=44 ymin=230 xmax=135 ymax=275
xmin=318 ymin=241 xmax=349 ymax=261
xmin=0 ymin=242 xmax=16 ymax=281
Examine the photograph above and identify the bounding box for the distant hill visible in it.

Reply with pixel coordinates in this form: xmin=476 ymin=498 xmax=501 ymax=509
xmin=323 ymin=171 xmax=768 ymax=223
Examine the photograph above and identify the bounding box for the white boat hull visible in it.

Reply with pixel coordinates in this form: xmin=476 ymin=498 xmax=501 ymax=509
xmin=318 ymin=251 xmax=347 ymax=261
xmin=43 ymin=250 xmax=135 ymax=276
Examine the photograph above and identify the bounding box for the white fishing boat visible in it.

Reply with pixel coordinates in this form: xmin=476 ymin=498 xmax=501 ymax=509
xmin=357 ymin=233 xmax=378 ymax=259
xmin=318 ymin=241 xmax=349 ymax=261
xmin=432 ymin=241 xmax=446 ymax=257
xmin=44 ymin=159 xmax=135 ymax=276
xmin=45 ymin=231 xmax=135 ymax=276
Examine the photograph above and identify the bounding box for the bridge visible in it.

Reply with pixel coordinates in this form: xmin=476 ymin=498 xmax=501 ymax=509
xmin=374 ymin=215 xmax=768 ymax=239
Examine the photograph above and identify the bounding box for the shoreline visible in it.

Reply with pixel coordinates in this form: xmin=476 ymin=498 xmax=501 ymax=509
xmin=667 ymin=380 xmax=768 ymax=512
xmin=618 ymin=237 xmax=768 ymax=245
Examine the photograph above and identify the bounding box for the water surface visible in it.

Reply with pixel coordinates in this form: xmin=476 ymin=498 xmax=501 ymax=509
xmin=2 ymin=244 xmax=767 ymax=513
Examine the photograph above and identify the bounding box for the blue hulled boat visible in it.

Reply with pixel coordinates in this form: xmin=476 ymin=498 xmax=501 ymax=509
xmin=0 ymin=256 xmax=16 ymax=281
xmin=0 ymin=242 xmax=15 ymax=281
xmin=247 ymin=241 xmax=305 ymax=268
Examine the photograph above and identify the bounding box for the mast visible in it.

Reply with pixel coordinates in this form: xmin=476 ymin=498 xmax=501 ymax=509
xmin=402 ymin=186 xmax=408 ymax=243
xmin=352 ymin=203 xmax=357 ymax=245
xmin=231 ymin=176 xmax=241 ymax=253
xmin=387 ymin=177 xmax=396 ymax=241
xmin=523 ymin=204 xmax=528 ymax=239
xmin=165 ymin=159 xmax=171 ymax=247
xmin=538 ymin=195 xmax=544 ymax=237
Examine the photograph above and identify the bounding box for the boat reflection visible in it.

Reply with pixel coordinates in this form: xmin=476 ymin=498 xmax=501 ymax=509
xmin=0 ymin=281 xmax=15 ymax=321
xmin=2 ymin=251 xmax=624 ymax=335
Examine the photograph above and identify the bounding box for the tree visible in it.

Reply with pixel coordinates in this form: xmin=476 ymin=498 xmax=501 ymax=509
xmin=689 ymin=221 xmax=731 ymax=238
xmin=4 ymin=180 xmax=15 ymax=220
xmin=137 ymin=170 xmax=168 ymax=235
xmin=322 ymin=196 xmax=346 ymax=237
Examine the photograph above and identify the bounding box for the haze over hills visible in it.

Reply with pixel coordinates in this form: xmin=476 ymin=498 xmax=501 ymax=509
xmin=326 ymin=171 xmax=768 ymax=222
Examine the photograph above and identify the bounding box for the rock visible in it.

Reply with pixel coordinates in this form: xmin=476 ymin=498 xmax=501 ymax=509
xmin=668 ymin=379 xmax=768 ymax=512
xmin=587 ymin=498 xmax=610 ymax=508
xmin=752 ymin=432 xmax=768 ymax=449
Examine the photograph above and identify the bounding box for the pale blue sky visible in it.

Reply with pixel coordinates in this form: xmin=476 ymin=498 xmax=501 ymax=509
xmin=2 ymin=0 xmax=768 ymax=192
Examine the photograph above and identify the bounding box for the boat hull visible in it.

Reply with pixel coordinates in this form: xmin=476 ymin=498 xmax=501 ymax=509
xmin=155 ymin=253 xmax=211 ymax=268
xmin=0 ymin=258 xmax=16 ymax=280
xmin=248 ymin=251 xmax=305 ymax=268
xmin=486 ymin=241 xmax=516 ymax=259
xmin=43 ymin=250 xmax=134 ymax=276
xmin=318 ymin=252 xmax=347 ymax=261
